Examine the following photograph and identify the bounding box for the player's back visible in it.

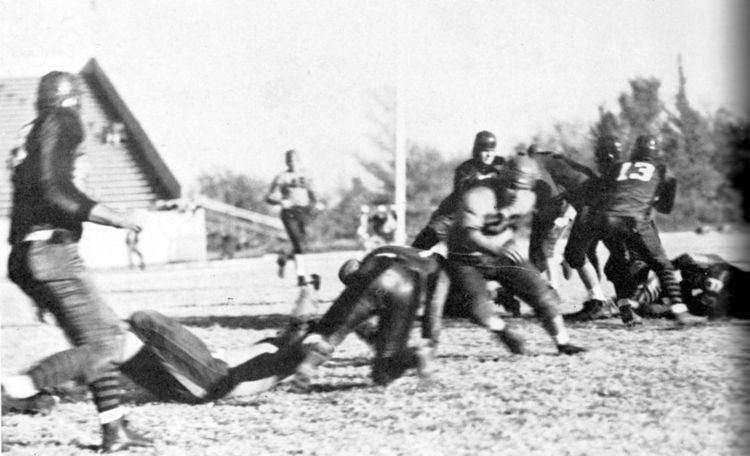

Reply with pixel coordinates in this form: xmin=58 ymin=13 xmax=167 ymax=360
xmin=601 ymin=160 xmax=662 ymax=219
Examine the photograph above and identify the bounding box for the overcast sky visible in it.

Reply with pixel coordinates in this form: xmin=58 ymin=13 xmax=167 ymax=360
xmin=0 ymin=0 xmax=745 ymax=196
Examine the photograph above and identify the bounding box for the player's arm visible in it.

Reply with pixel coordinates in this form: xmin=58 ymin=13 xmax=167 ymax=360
xmin=421 ymin=267 xmax=449 ymax=345
xmin=38 ymin=114 xmax=97 ymax=221
xmin=265 ymin=175 xmax=283 ymax=205
xmin=39 ymin=115 xmax=140 ymax=231
xmin=653 ymin=165 xmax=677 ymax=214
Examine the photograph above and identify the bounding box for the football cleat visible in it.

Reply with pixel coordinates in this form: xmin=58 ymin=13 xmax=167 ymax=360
xmin=557 ymin=344 xmax=587 ymax=355
xmin=617 ymin=299 xmax=643 ymax=327
xmin=494 ymin=327 xmax=526 ymax=355
xmin=673 ymin=311 xmax=708 ymax=327
xmin=1 ymin=389 xmax=58 ymax=416
xmin=564 ymin=299 xmax=612 ymax=322
xmin=100 ymin=417 xmax=153 ymax=453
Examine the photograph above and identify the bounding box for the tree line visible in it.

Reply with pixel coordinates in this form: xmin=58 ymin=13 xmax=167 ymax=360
xmin=197 ymin=62 xmax=748 ymax=250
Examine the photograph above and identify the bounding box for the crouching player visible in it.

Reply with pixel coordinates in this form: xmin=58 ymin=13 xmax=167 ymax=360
xmin=292 ymin=245 xmax=449 ymax=389
xmin=445 ymin=156 xmax=586 ymax=355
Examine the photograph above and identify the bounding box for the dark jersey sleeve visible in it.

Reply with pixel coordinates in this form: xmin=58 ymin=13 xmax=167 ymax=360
xmin=37 ymin=112 xmax=97 ymax=220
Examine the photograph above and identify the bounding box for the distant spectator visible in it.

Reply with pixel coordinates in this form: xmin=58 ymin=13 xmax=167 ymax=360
xmin=126 ymin=229 xmax=145 ymax=270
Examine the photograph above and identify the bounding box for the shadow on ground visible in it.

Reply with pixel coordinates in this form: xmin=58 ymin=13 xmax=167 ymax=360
xmin=175 ymin=313 xmax=293 ymax=330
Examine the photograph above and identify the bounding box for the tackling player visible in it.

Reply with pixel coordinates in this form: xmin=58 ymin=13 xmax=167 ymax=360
xmin=292 ymin=245 xmax=448 ymax=389
xmin=445 ymin=156 xmax=586 ymax=355
xmin=568 ymin=135 xmax=703 ymax=327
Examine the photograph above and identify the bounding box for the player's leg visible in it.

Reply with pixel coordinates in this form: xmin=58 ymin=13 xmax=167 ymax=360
xmin=444 ymin=259 xmax=525 ymax=354
xmin=562 ymin=212 xmax=610 ymax=320
xmin=122 ymin=310 xmax=231 ymax=403
xmin=489 ymin=244 xmax=586 ymax=355
xmin=4 ymin=240 xmax=151 ymax=451
xmin=625 ymin=219 xmax=704 ymax=326
xmin=292 ymin=272 xmax=384 ymax=390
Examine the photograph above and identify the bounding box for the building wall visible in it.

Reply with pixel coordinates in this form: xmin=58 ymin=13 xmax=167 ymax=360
xmin=0 ymin=209 xmax=207 ymax=276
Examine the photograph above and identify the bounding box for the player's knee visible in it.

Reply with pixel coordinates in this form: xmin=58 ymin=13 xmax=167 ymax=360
xmin=527 ymin=287 xmax=560 ymax=321
xmin=564 ymin=249 xmax=586 ymax=269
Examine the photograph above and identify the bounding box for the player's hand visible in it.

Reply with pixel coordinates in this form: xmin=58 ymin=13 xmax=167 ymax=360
xmin=280 ymin=199 xmax=292 ymax=209
xmin=314 ymin=201 xmax=326 ymax=212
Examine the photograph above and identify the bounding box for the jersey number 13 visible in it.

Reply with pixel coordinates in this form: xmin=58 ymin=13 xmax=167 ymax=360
xmin=616 ymin=161 xmax=655 ymax=182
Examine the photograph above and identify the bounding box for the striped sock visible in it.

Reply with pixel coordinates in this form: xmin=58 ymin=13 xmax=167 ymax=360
xmin=90 ymin=372 xmax=124 ymax=424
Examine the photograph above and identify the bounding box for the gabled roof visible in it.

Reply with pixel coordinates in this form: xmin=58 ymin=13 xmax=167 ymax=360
xmin=0 ymin=58 xmax=180 ymax=211
xmin=80 ymin=58 xmax=180 ymax=197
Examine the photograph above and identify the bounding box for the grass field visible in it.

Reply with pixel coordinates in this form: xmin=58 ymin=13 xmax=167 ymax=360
xmin=1 ymin=230 xmax=749 ymax=455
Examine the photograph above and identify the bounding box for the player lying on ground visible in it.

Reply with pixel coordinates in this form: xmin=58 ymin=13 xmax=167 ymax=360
xmin=444 ymin=156 xmax=586 ymax=355
xmin=292 ymin=245 xmax=448 ymax=390
xmin=3 ymin=310 xmax=308 ymax=412
xmin=607 ymin=252 xmax=750 ymax=322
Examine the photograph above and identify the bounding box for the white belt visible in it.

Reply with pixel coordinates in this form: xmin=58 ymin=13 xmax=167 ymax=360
xmin=22 ymin=230 xmax=57 ymax=242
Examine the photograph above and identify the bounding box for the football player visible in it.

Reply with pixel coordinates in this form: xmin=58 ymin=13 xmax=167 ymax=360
xmin=266 ymin=149 xmax=322 ymax=282
xmin=616 ymin=253 xmax=749 ymax=320
xmin=525 ymin=145 xmax=598 ymax=290
xmin=444 ymin=156 xmax=586 ymax=355
xmin=292 ymin=245 xmax=448 ymax=389
xmin=411 ymin=130 xmax=506 ymax=250
xmin=567 ymin=135 xmax=703 ymax=327
xmin=562 ymin=135 xmax=625 ymax=321
xmin=4 ymin=310 xmax=309 ymax=412
xmin=2 ymin=71 xmax=149 ymax=452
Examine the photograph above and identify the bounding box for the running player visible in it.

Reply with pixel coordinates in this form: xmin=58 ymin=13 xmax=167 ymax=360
xmin=2 ymin=71 xmax=150 ymax=452
xmin=445 ymin=156 xmax=586 ymax=355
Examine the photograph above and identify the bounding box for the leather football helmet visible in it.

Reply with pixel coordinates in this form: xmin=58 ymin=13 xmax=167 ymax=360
xmin=36 ymin=71 xmax=81 ymax=111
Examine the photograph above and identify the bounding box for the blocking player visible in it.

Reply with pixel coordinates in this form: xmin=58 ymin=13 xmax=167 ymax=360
xmin=292 ymin=245 xmax=449 ymax=389
xmin=568 ymin=135 xmax=703 ymax=327
xmin=445 ymin=156 xmax=587 ymax=355
xmin=2 ymin=71 xmax=150 ymax=452
xmin=562 ymin=135 xmax=627 ymax=321
xmin=411 ymin=130 xmax=506 ymax=250
xmin=526 ymin=145 xmax=597 ymax=290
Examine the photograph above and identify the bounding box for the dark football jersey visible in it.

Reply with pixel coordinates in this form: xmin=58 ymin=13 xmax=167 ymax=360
xmin=601 ymin=160 xmax=663 ymax=218
xmin=452 ymin=156 xmax=504 ymax=193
